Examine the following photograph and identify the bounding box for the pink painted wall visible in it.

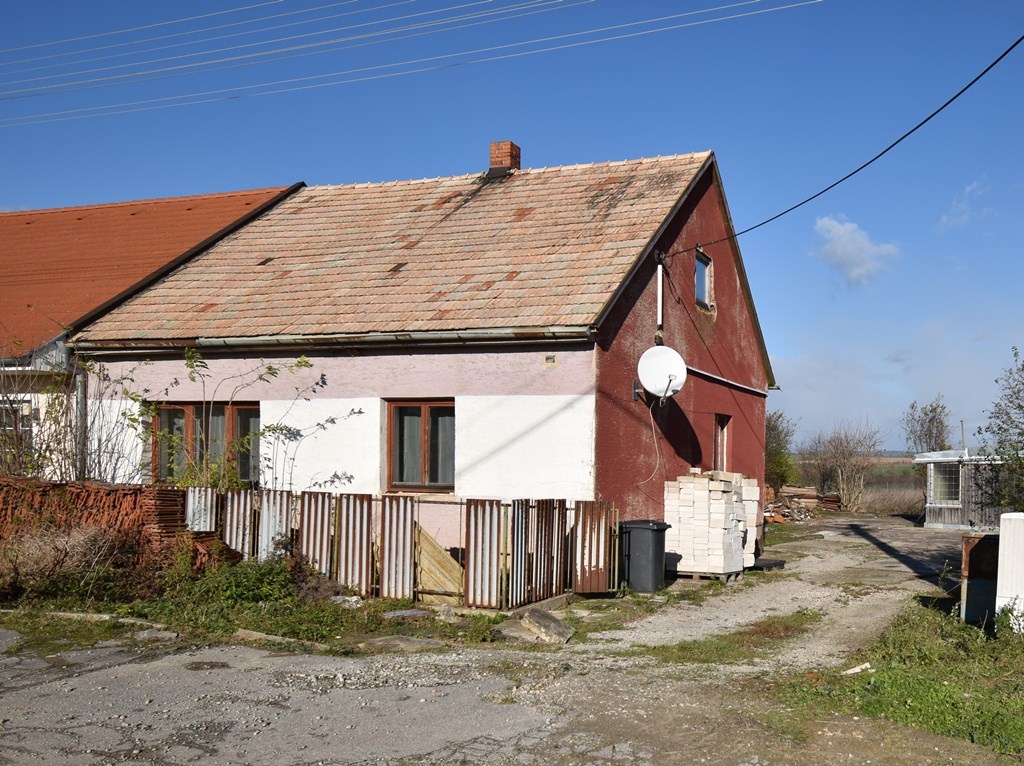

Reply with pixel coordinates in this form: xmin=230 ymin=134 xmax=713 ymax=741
xmin=97 ymin=345 xmax=596 ymax=401
xmin=594 ymin=162 xmax=770 ymax=521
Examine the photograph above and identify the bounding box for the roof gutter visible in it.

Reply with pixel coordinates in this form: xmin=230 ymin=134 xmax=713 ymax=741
xmin=72 ymin=325 xmax=595 ymax=354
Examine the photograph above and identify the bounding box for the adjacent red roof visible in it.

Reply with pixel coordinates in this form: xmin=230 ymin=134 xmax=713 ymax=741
xmin=76 ymin=153 xmax=713 ymax=345
xmin=1 ymin=186 xmax=297 ymax=358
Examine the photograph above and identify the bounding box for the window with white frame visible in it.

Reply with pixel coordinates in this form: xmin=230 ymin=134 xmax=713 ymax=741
xmin=928 ymin=462 xmax=961 ymax=506
xmin=0 ymin=400 xmax=33 ymax=475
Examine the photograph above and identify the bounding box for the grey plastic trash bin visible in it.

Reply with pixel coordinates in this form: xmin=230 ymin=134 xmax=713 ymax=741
xmin=620 ymin=520 xmax=671 ymax=593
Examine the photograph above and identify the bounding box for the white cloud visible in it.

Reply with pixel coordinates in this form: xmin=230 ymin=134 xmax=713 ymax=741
xmin=812 ymin=216 xmax=898 ymax=286
xmin=938 ymin=180 xmax=996 ymax=231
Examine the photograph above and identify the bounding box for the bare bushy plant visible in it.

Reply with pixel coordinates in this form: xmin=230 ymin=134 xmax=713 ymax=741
xmin=800 ymin=419 xmax=883 ymax=513
xmin=0 ymin=524 xmax=138 ymax=601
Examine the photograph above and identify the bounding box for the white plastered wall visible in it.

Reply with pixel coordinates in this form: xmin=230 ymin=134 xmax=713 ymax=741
xmin=258 ymin=397 xmax=380 ymax=493
xmin=455 ymin=394 xmax=596 ymax=500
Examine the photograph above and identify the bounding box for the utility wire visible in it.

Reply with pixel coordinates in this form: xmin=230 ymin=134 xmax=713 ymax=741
xmin=0 ymin=1 xmax=285 ymax=55
xmin=684 ymin=30 xmax=1024 ymax=255
xmin=0 ymin=0 xmax=815 ymax=126
xmin=0 ymin=0 xmax=561 ymax=95
xmin=0 ymin=0 xmax=370 ymax=73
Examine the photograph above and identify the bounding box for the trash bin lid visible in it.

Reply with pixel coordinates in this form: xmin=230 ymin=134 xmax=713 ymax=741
xmin=620 ymin=520 xmax=671 ymax=530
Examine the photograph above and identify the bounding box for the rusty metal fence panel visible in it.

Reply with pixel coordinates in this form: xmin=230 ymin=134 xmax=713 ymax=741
xmin=299 ymin=491 xmax=335 ymax=576
xmin=184 ymin=487 xmax=219 ymax=532
xmin=222 ymin=489 xmax=255 ymax=559
xmin=255 ymin=489 xmax=293 ymax=561
xmin=379 ymin=495 xmax=416 ymax=600
xmin=465 ymin=499 xmax=504 ymax=609
xmin=573 ymin=500 xmax=617 ymax=593
xmin=505 ymin=500 xmax=529 ymax=610
xmin=531 ymin=499 xmax=568 ymax=601
xmin=336 ymin=493 xmax=374 ymax=597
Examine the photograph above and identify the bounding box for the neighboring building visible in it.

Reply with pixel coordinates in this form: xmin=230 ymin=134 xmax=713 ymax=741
xmin=70 ymin=142 xmax=774 ymax=521
xmin=914 ymin=449 xmax=1005 ymax=529
xmin=0 ymin=185 xmax=302 ymax=478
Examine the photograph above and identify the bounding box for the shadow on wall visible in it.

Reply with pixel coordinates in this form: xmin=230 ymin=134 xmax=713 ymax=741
xmin=649 ymin=395 xmax=702 ymax=466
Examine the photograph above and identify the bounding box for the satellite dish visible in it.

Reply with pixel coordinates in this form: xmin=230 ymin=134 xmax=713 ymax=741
xmin=637 ymin=346 xmax=687 ymax=398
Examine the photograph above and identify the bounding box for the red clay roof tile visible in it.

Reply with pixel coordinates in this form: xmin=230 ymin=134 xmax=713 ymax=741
xmin=76 ymin=154 xmax=711 ymax=344
xmin=1 ymin=187 xmax=293 ymax=357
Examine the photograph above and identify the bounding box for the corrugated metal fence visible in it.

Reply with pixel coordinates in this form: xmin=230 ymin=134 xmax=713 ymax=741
xmin=184 ymin=490 xmax=618 ymax=609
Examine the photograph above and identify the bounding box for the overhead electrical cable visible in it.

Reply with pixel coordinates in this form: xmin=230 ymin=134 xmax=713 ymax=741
xmin=0 ymin=0 xmax=813 ymax=124
xmin=0 ymin=0 xmax=372 ymax=74
xmin=0 ymin=0 xmax=286 ymax=55
xmin=0 ymin=0 xmax=571 ymax=97
xmin=680 ymin=29 xmax=1024 ymax=256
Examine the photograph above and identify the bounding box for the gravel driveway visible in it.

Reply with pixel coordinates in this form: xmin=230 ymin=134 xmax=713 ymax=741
xmin=0 ymin=515 xmax=1010 ymax=765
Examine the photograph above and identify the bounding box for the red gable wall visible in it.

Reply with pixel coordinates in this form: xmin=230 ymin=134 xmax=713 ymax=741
xmin=594 ymin=163 xmax=769 ymax=521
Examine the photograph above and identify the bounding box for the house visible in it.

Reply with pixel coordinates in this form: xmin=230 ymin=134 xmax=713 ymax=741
xmin=69 ymin=142 xmax=774 ymax=523
xmin=914 ymin=448 xmax=1005 ymax=529
xmin=0 ymin=185 xmax=302 ymax=478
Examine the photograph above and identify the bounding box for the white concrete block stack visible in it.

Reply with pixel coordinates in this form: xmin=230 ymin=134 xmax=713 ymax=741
xmin=664 ymin=470 xmax=760 ymax=576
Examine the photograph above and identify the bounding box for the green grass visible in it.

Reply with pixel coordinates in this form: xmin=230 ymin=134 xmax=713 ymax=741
xmin=633 ymin=609 xmax=823 ymax=665
xmin=0 ymin=610 xmax=135 ymax=656
xmin=778 ymin=603 xmax=1024 ymax=755
xmin=1 ymin=551 xmax=505 ymax=654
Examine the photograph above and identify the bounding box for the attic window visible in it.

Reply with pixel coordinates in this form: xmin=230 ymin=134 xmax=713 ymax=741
xmin=695 ymin=248 xmax=713 ymax=309
xmin=389 ymin=262 xmax=407 ymax=274
xmin=258 ymin=257 xmax=275 ymax=266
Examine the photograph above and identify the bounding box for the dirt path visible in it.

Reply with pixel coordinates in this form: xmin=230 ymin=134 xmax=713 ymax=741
xmin=0 ymin=515 xmax=1012 ymax=765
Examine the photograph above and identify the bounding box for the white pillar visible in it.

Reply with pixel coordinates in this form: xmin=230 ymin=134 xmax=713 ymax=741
xmin=996 ymin=513 xmax=1024 ymax=632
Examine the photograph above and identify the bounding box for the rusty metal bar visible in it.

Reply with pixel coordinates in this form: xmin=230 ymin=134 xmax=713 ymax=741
xmin=184 ymin=486 xmax=219 ymax=532
xmin=379 ymin=495 xmax=416 ymax=600
xmin=255 ymin=489 xmax=292 ymax=561
xmin=464 ymin=498 xmax=503 ymax=609
xmin=336 ymin=493 xmax=374 ymax=597
xmin=573 ymin=500 xmax=615 ymax=593
xmin=506 ymin=500 xmax=529 ymax=609
xmin=298 ymin=491 xmax=335 ymax=576
xmin=222 ymin=489 xmax=255 ymax=559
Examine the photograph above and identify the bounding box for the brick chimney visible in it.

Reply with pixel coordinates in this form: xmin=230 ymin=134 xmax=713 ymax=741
xmin=488 ymin=140 xmax=521 ymax=178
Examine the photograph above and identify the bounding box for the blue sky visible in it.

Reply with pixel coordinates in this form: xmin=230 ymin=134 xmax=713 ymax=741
xmin=3 ymin=1 xmax=1023 ymax=451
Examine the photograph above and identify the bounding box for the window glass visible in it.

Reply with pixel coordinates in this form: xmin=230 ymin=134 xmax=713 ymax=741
xmin=235 ymin=407 xmax=261 ymax=485
xmin=696 ymin=252 xmax=712 ymax=307
xmin=428 ymin=406 xmax=456 ymax=485
xmin=157 ymin=407 xmax=186 ymax=481
xmin=393 ymin=406 xmax=423 ymax=484
xmin=931 ymin=463 xmax=961 ymax=504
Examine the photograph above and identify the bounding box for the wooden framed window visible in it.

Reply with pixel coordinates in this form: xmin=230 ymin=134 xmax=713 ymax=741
xmin=713 ymin=413 xmax=730 ymax=472
xmin=152 ymin=403 xmax=260 ymax=485
xmin=695 ymin=248 xmax=713 ymax=309
xmin=387 ymin=400 xmax=455 ymax=492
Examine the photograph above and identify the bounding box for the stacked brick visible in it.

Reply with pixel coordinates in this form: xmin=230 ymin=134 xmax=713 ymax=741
xmin=0 ymin=477 xmax=185 ymax=555
xmin=663 ymin=471 xmax=762 ymax=576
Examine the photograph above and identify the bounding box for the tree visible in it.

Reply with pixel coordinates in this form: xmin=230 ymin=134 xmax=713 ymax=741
xmin=978 ymin=347 xmax=1024 ymax=512
xmin=764 ymin=410 xmax=798 ymax=495
xmin=800 ymin=419 xmax=883 ymax=513
xmin=901 ymin=395 xmax=952 ymax=455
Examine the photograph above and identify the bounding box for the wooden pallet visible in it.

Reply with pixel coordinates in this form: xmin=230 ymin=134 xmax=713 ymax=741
xmin=672 ymin=570 xmax=743 ymax=584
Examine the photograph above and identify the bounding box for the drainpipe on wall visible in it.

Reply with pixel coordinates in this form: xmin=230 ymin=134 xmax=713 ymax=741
xmin=75 ymin=360 xmax=88 ymax=481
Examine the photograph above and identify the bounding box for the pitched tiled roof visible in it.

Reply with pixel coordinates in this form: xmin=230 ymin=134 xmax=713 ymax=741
xmin=0 ymin=186 xmax=296 ymax=358
xmin=76 ymin=153 xmax=712 ymax=345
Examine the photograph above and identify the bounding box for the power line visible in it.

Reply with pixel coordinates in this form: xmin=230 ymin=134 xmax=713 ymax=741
xmin=0 ymin=1 xmax=286 ymax=55
xmin=0 ymin=0 xmax=818 ymax=126
xmin=680 ymin=29 xmax=1024 ymax=257
xmin=0 ymin=0 xmax=369 ymax=73
xmin=0 ymin=0 xmax=562 ymax=96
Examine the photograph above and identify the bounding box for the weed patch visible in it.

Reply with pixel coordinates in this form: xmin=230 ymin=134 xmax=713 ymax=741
xmin=635 ymin=609 xmax=823 ymax=665
xmin=0 ymin=610 xmax=133 ymax=656
xmin=778 ymin=603 xmax=1024 ymax=755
